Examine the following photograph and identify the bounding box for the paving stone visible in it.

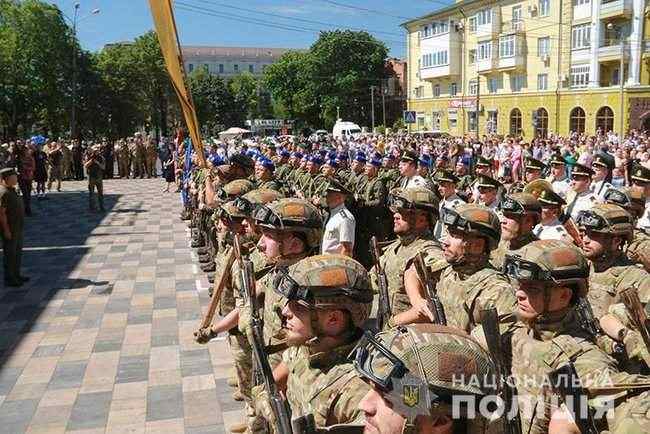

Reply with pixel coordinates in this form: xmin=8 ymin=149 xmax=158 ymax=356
xmin=180 ymin=349 xmax=212 ymax=377
xmin=115 ymin=355 xmax=150 ymax=384
xmin=67 ymin=391 xmax=112 ymax=431
xmin=146 ymin=384 xmax=183 ymax=422
xmin=0 ymin=398 xmax=39 ymax=433
xmin=48 ymin=361 xmax=88 ymax=390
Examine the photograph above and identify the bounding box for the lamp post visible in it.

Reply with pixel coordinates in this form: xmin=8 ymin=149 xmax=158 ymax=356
xmin=70 ymin=3 xmax=100 ymax=140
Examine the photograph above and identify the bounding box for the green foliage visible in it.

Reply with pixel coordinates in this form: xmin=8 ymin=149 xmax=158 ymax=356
xmin=264 ymin=30 xmax=388 ymax=130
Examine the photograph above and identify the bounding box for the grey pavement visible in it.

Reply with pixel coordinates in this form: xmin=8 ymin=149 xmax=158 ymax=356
xmin=0 ymin=178 xmax=243 ymax=434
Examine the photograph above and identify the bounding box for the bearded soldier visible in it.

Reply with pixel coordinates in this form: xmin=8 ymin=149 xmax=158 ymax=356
xmin=491 ymin=192 xmax=541 ymax=269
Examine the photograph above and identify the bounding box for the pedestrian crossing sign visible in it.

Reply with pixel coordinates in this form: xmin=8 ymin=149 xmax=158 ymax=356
xmin=403 ymin=111 xmax=416 ymax=124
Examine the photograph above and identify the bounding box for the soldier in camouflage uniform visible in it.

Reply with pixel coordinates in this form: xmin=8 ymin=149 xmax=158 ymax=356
xmin=379 ymin=153 xmax=400 ymax=191
xmin=256 ymin=254 xmax=373 ymax=429
xmin=246 ymin=198 xmax=323 ymax=432
xmin=475 ymin=240 xmax=650 ymax=434
xmin=253 ymin=158 xmax=282 ymax=191
xmin=355 ymin=323 xmax=500 ymax=434
xmin=346 ymin=153 xmax=367 ymax=194
xmin=115 ymin=140 xmax=131 ymax=178
xmin=273 ymin=149 xmax=290 ymax=183
xmin=430 ymin=204 xmax=516 ymax=331
xmin=131 ymin=134 xmax=146 ymax=178
xmin=490 ymin=192 xmax=541 ymax=269
xmin=372 ymin=187 xmax=444 ymax=329
xmin=145 ymin=137 xmax=158 ymax=177
xmin=354 ymin=155 xmax=390 ymax=267
xmin=603 ymin=186 xmax=650 ymax=272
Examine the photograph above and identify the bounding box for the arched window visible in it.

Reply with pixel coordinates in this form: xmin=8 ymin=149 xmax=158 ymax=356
xmin=536 ymin=108 xmax=549 ymax=138
xmin=570 ymin=107 xmax=586 ymax=133
xmin=596 ymin=106 xmax=614 ymax=133
xmin=510 ymin=108 xmax=522 ymax=136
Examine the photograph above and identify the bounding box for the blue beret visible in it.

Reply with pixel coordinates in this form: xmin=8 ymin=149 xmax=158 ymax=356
xmin=279 ymin=149 xmax=290 ymax=157
xmin=325 ymin=159 xmax=339 ymax=168
xmin=368 ymin=157 xmax=382 ymax=167
xmin=291 ymin=151 xmax=303 ymax=159
xmin=309 ymin=155 xmax=323 ymax=165
xmin=327 ymin=151 xmax=337 ymax=159
xmin=419 ymin=155 xmax=432 ymax=167
xmin=259 ymin=158 xmax=275 ymax=171
xmin=337 ymin=153 xmax=349 ymax=161
xmin=208 ymin=154 xmax=225 ymax=166
xmin=355 ymin=152 xmax=367 ymax=163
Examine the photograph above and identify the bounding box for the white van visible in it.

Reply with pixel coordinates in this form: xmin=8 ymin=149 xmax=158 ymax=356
xmin=332 ymin=120 xmax=362 ymax=140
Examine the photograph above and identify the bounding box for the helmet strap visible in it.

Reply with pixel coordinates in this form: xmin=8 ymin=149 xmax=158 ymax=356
xmin=401 ymin=420 xmax=417 ymax=434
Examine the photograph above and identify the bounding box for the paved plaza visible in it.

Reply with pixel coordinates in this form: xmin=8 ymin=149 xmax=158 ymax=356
xmin=0 ymin=178 xmax=244 ymax=434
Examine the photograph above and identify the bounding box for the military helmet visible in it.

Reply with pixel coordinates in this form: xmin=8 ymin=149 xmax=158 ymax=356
xmin=232 ymin=189 xmax=284 ymax=217
xmin=498 ymin=192 xmax=541 ymax=215
xmin=576 ymin=203 xmax=634 ymax=239
xmin=218 ymin=179 xmax=254 ymax=202
xmin=253 ymin=198 xmax=323 ymax=250
xmin=354 ymin=324 xmax=497 ymax=422
xmin=504 ymin=240 xmax=589 ymax=296
xmin=440 ymin=204 xmax=501 ymax=250
xmin=217 ymin=201 xmax=246 ymax=220
xmin=274 ymin=254 xmax=372 ymax=328
xmin=388 ymin=187 xmax=439 ymax=216
xmin=603 ymin=187 xmax=646 ymax=219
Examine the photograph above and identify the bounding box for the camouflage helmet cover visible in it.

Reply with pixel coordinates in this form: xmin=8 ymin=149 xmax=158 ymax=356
xmin=254 ymin=198 xmax=323 ymax=250
xmin=603 ymin=187 xmax=645 ymax=218
xmin=233 ymin=189 xmax=285 ymax=217
xmin=499 ymin=192 xmax=542 ymax=215
xmin=354 ymin=324 xmax=497 ymax=421
xmin=576 ymin=203 xmax=634 ymax=239
xmin=218 ymin=179 xmax=254 ymax=202
xmin=282 ymin=254 xmax=372 ymax=328
xmin=505 ymin=240 xmax=589 ymax=297
xmin=442 ymin=203 xmax=501 ymax=250
xmin=388 ymin=187 xmax=440 ymax=215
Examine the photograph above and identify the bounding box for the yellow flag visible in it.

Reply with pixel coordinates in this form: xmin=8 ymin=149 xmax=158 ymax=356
xmin=148 ymin=0 xmax=206 ymax=167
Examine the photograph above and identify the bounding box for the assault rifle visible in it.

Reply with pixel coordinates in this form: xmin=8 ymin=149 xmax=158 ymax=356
xmin=548 ymin=362 xmax=598 ymax=434
xmin=370 ymin=236 xmax=390 ymax=331
xmin=575 ymin=297 xmax=625 ymax=355
xmin=234 ymin=235 xmax=293 ymax=434
xmin=481 ymin=307 xmax=522 ymax=434
xmin=620 ymin=287 xmax=650 ymax=356
xmin=413 ymin=252 xmax=446 ymax=325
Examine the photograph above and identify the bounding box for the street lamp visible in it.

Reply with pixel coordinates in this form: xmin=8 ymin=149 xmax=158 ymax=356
xmin=607 ymin=22 xmax=626 ymax=136
xmin=70 ymin=3 xmax=100 ymax=140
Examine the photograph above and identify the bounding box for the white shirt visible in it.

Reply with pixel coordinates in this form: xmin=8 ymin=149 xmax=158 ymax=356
xmin=637 ymin=198 xmax=650 ymax=230
xmin=321 ymin=204 xmax=356 ymax=255
xmin=590 ymin=179 xmax=614 ymax=202
xmin=434 ymin=194 xmax=465 ymax=241
xmin=533 ymin=218 xmax=573 ymax=243
xmin=551 ymin=177 xmax=571 ymax=199
xmin=566 ymin=190 xmax=599 ymax=221
xmin=400 ymin=175 xmax=428 ymax=189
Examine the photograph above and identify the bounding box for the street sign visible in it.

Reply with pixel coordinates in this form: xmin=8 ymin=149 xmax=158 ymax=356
xmin=403 ymin=110 xmax=416 ymax=124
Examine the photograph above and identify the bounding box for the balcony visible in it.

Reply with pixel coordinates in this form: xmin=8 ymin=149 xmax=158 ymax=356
xmin=420 ymin=65 xmax=454 ymax=79
xmin=600 ymin=0 xmax=632 ymax=18
xmin=598 ymin=43 xmax=629 ymax=61
xmin=476 ymin=13 xmax=500 ymax=39
xmin=571 ymin=47 xmax=592 ymax=63
xmin=498 ymin=54 xmax=526 ymax=70
xmin=477 ymin=57 xmax=497 ymax=73
xmin=500 ymin=20 xmax=525 ymax=35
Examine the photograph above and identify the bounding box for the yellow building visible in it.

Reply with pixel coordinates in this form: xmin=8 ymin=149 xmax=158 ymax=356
xmin=402 ymin=0 xmax=650 ymax=137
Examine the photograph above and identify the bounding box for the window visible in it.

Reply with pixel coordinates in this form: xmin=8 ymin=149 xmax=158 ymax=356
xmin=476 ymin=9 xmax=492 ymax=25
xmin=469 ymin=17 xmax=477 ymax=32
xmin=596 ymin=106 xmax=614 ymax=132
xmin=538 ymin=37 xmax=550 ymax=56
xmin=415 ymin=86 xmax=424 ymax=98
xmin=537 ymin=74 xmax=548 ymax=90
xmin=570 ymin=107 xmax=586 ymax=133
xmin=450 ymin=82 xmax=458 ymax=95
xmin=570 ymin=65 xmax=590 ymax=87
xmin=202 ymin=64 xmax=208 ymax=72
xmin=573 ymin=0 xmax=590 ymax=5
xmin=488 ymin=77 xmax=500 ymax=93
xmin=478 ymin=41 xmax=492 ymax=60
xmin=510 ymin=74 xmax=526 ymax=92
xmin=430 ymin=21 xmax=449 ymax=35
xmin=512 ymin=5 xmax=522 ymax=21
xmin=535 ymin=108 xmax=549 ymax=137
xmin=469 ymin=79 xmax=479 ymax=95
xmin=612 ymin=67 xmax=621 ymax=85
xmin=433 ymin=84 xmax=440 ymax=97
xmin=469 ymin=49 xmax=477 ymax=64
xmin=572 ymin=24 xmax=591 ymax=50
xmin=510 ymin=108 xmax=522 ymax=135
xmin=448 ymin=109 xmax=458 ymax=128
xmin=539 ymin=0 xmax=550 ymax=16
xmin=469 ymin=111 xmax=478 ymax=132
xmin=249 ymin=64 xmax=254 ymax=73
xmin=499 ymin=35 xmax=515 ymax=58
xmin=487 ymin=111 xmax=498 ymax=133
xmin=421 ymin=51 xmax=448 ymax=67
xmin=422 ymin=25 xmax=431 ymax=37
xmin=234 ymin=64 xmax=239 ymax=72
xmin=188 ymin=63 xmax=194 ymax=72
xmin=219 ymin=64 xmax=224 ymax=73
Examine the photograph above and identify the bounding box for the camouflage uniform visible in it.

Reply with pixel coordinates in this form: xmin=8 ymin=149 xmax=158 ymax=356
xmin=436 ymin=204 xmax=517 ymax=331
xmin=354 ymin=172 xmax=389 ymax=267
xmin=490 ymin=193 xmax=541 ymax=269
xmin=474 ymin=240 xmax=650 ymax=434
xmin=372 ymin=187 xmax=444 ymax=327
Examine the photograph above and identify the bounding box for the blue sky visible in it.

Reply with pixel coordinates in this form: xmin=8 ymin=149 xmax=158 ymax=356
xmin=49 ymin=0 xmax=448 ymax=58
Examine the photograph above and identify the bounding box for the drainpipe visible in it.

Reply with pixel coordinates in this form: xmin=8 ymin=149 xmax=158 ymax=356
xmin=555 ymin=0 xmax=563 ymax=135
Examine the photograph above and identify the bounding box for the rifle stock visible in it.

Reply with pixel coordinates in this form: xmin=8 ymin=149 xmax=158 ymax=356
xmin=548 ymin=362 xmax=599 ymax=434
xmin=413 ymin=252 xmax=446 ymax=325
xmin=481 ymin=307 xmax=522 ymax=434
xmin=620 ymin=287 xmax=650 ymax=354
xmin=370 ymin=236 xmax=390 ymax=331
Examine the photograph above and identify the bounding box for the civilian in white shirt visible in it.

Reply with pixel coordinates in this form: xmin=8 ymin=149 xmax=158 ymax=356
xmin=432 ymin=169 xmax=465 ymax=241
xmin=398 ymin=150 xmax=428 ymax=189
xmin=321 ymin=176 xmax=355 ymax=256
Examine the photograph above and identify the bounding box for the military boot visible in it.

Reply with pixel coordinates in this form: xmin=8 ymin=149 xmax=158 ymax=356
xmin=201 ymin=262 xmax=215 ymax=273
xmin=232 ymin=390 xmax=244 ymax=402
xmin=207 ymin=273 xmax=215 ymax=284
xmin=197 ymin=247 xmax=209 ymax=255
xmin=229 ymin=422 xmax=247 ymax=433
xmin=198 ymin=254 xmax=211 ymax=263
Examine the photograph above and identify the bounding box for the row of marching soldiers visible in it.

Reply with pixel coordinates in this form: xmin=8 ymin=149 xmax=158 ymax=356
xmin=180 ymin=142 xmax=650 ymax=434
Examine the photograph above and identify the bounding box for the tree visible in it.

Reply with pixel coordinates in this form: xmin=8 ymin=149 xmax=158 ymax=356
xmin=188 ymin=67 xmax=238 ymax=134
xmin=264 ymin=50 xmax=310 ymax=121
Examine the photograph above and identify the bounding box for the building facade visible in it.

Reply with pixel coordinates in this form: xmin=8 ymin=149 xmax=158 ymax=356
xmin=403 ymin=0 xmax=650 ymax=137
xmin=181 ymin=46 xmax=295 ymax=78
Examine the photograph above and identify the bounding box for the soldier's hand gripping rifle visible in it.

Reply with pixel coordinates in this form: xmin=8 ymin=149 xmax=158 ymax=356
xmin=620 ymin=287 xmax=650 ymax=355
xmin=234 ymin=235 xmax=293 ymax=434
xmin=575 ymin=297 xmax=625 ymax=355
xmin=413 ymin=251 xmax=446 ymax=325
xmin=548 ymin=361 xmax=599 ymax=434
xmin=370 ymin=236 xmax=390 ymax=331
xmin=481 ymin=307 xmax=522 ymax=434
